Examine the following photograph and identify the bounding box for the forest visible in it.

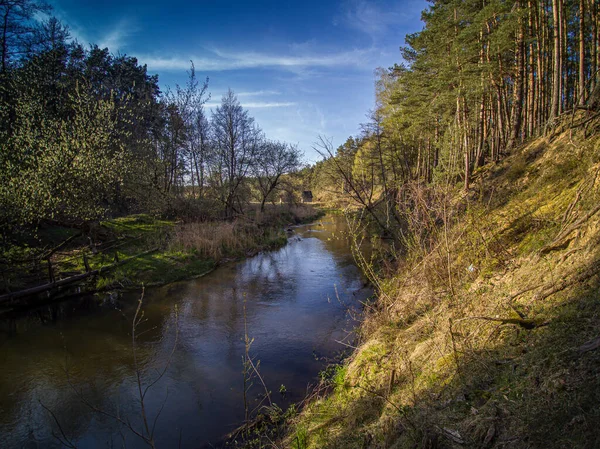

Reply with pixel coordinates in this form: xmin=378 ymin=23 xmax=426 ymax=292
xmin=0 ymin=0 xmax=302 ymax=244
xmin=307 ymin=0 xmax=600 ymax=222
xmin=4 ymin=0 xmax=599 ymax=242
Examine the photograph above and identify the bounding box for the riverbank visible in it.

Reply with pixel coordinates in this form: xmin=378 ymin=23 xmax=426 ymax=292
xmin=286 ymin=127 xmax=600 ymax=448
xmin=0 ymin=212 xmax=366 ymax=449
xmin=0 ymin=204 xmax=324 ymax=306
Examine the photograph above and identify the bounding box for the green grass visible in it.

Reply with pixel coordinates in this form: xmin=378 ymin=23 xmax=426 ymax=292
xmin=101 ymin=213 xmax=174 ymax=235
xmin=2 ymin=207 xmax=320 ymax=296
xmin=95 ymin=251 xmax=216 ymax=290
xmin=80 ymin=215 xmax=289 ymax=290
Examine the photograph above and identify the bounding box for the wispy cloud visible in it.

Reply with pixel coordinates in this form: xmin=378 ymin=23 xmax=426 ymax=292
xmin=205 ymin=101 xmax=297 ymax=109
xmin=237 ymin=90 xmax=281 ymax=97
xmin=41 ymin=6 xmax=133 ymax=51
xmin=335 ymin=0 xmax=416 ymax=41
xmin=98 ymin=18 xmax=134 ymax=51
xmin=243 ymin=102 xmax=296 ymax=108
xmin=140 ymin=47 xmax=376 ymax=72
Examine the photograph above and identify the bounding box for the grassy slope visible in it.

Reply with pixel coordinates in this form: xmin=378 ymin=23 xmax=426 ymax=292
xmin=288 ymin=129 xmax=600 ymax=448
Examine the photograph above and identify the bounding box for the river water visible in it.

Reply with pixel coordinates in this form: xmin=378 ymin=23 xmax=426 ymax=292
xmin=0 ymin=215 xmax=370 ymax=448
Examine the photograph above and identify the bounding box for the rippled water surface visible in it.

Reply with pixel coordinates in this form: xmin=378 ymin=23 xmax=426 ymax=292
xmin=0 ymin=215 xmax=370 ymax=448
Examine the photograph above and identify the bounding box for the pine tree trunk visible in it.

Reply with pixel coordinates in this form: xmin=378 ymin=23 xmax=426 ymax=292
xmin=508 ymin=2 xmax=525 ymax=151
xmin=551 ymin=0 xmax=562 ymax=120
xmin=579 ymin=0 xmax=586 ymax=105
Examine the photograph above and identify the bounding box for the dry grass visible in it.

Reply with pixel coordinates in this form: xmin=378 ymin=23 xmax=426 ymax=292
xmin=171 ymin=220 xmax=243 ymax=260
xmin=170 ymin=204 xmax=322 ymax=261
xmin=286 ymin=127 xmax=600 ymax=449
xmin=170 ymin=219 xmax=285 ymax=261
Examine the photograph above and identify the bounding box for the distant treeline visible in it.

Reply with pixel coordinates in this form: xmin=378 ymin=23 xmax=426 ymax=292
xmin=306 ymin=0 xmax=600 ymax=234
xmin=0 ymin=0 xmax=301 ymax=239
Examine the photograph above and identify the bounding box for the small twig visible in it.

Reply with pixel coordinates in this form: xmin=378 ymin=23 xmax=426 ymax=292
xmin=334 ymin=339 xmax=359 ymax=350
xmin=39 ymin=400 xmax=79 ymax=449
xmin=150 ymin=388 xmax=170 ymax=440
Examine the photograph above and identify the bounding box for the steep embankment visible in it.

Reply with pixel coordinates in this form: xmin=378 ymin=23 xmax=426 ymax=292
xmin=289 ymin=128 xmax=600 ymax=448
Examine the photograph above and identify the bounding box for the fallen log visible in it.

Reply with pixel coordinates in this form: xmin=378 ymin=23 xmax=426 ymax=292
xmin=0 ymin=248 xmax=158 ymax=304
xmin=466 ymin=316 xmax=547 ymax=330
xmin=533 ymin=259 xmax=600 ymax=301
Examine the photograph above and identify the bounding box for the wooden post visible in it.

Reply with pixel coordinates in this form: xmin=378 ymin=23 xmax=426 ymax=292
xmin=387 ymin=369 xmax=396 ymax=396
xmin=83 ymin=254 xmax=91 ymax=272
xmin=47 ymin=259 xmax=55 ymax=283
xmin=1 ymin=270 xmax=9 ymax=293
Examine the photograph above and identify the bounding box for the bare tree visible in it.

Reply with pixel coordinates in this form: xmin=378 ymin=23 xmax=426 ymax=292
xmin=313 ymin=135 xmax=393 ymax=237
xmin=189 ymin=105 xmax=211 ymax=199
xmin=176 ymin=63 xmax=209 ymax=198
xmin=156 ymin=62 xmax=209 ymax=196
xmin=0 ymin=0 xmax=50 ymax=72
xmin=252 ymin=140 xmax=302 ymax=212
xmin=211 ymin=89 xmax=261 ymax=218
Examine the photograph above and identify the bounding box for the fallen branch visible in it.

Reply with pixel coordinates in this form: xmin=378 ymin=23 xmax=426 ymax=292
xmin=508 ymin=257 xmax=600 ymax=305
xmin=540 ymin=202 xmax=600 ymax=254
xmin=571 ymin=111 xmax=600 ymax=129
xmin=533 ymin=260 xmax=600 ymax=301
xmin=579 ymin=337 xmax=600 ymax=353
xmin=41 ymin=232 xmax=84 ymax=260
xmin=507 ymin=283 xmax=544 ymax=302
xmin=464 ymin=316 xmax=547 ymax=330
xmin=0 ymin=232 xmax=83 ymax=267
xmin=0 ymin=247 xmax=158 ymax=304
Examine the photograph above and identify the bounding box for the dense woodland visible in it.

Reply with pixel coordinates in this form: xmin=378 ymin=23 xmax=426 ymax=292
xmin=308 ymin=0 xmax=600 ymax=235
xmin=0 ymin=0 xmax=302 ymax=244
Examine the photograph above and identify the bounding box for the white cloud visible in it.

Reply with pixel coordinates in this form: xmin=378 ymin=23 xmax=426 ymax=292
xmin=140 ymin=47 xmax=376 ymax=72
xmin=336 ymin=0 xmax=417 ymax=40
xmin=204 ymin=101 xmax=296 ymax=109
xmin=237 ymin=90 xmax=281 ymax=97
xmin=98 ymin=18 xmax=134 ymax=51
xmin=213 ymin=47 xmax=373 ymax=69
xmin=243 ymin=102 xmax=296 ymax=108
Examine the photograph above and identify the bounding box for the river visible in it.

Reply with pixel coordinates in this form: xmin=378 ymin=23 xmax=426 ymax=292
xmin=0 ymin=214 xmax=371 ymax=448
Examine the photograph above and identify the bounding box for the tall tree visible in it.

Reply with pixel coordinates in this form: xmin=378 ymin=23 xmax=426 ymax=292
xmin=212 ymin=89 xmax=260 ymax=217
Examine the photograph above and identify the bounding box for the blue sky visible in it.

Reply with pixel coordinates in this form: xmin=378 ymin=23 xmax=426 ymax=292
xmin=48 ymin=0 xmax=427 ymax=162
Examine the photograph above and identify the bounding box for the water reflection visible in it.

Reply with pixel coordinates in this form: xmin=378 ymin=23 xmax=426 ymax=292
xmin=0 ymin=215 xmax=370 ymax=448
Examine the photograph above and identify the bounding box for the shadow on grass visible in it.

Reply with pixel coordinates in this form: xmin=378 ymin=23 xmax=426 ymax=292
xmin=299 ymin=255 xmax=600 ymax=449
